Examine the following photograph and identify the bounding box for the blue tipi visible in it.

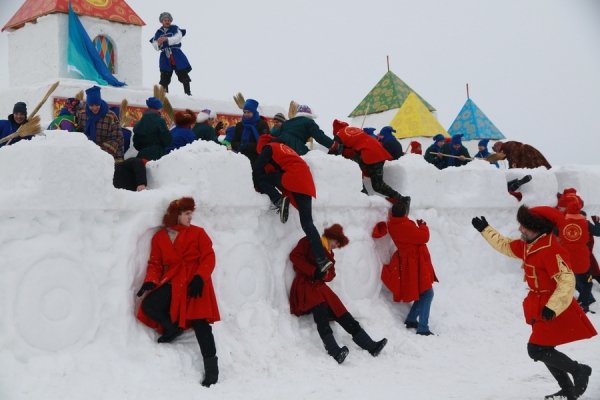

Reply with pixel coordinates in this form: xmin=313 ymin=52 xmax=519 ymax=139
xmin=448 ymin=98 xmax=505 ymax=140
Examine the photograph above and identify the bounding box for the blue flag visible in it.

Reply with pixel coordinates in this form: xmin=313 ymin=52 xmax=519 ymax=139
xmin=67 ymin=2 xmax=125 ymax=87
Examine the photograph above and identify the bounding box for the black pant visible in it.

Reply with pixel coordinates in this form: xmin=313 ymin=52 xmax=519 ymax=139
xmin=363 ymin=162 xmax=400 ymax=198
xmin=141 ymin=284 xmax=216 ymax=358
xmin=576 ymin=271 xmax=595 ymax=307
xmin=311 ymin=303 xmax=361 ymax=339
xmin=159 ymin=69 xmax=191 ymax=87
xmin=254 ymin=172 xmax=283 ymax=204
xmin=527 ymin=343 xmax=579 ymax=388
xmin=295 ymin=193 xmax=326 ymax=262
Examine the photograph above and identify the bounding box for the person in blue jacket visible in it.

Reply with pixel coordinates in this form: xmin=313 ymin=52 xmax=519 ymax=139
xmin=151 ymin=12 xmax=192 ymax=95
xmin=0 ymin=102 xmax=28 ymax=147
xmin=377 ymin=126 xmax=403 ymax=160
xmin=167 ymin=110 xmax=197 ymax=153
xmin=474 ymin=138 xmax=498 ymax=168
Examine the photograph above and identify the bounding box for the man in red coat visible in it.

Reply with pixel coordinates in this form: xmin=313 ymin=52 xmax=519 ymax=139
xmin=136 ymin=197 xmax=221 ymax=387
xmin=253 ymin=134 xmax=332 ymax=274
xmin=472 ymin=205 xmax=596 ymax=400
xmin=289 ymin=224 xmax=387 ymax=364
xmin=381 ymin=197 xmax=438 ymax=335
xmin=331 ymin=121 xmax=409 ymax=203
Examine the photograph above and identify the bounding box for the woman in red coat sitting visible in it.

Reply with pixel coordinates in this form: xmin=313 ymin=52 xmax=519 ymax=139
xmin=289 ymin=224 xmax=387 ymax=364
xmin=136 ymin=197 xmax=221 ymax=387
xmin=382 ymin=197 xmax=438 ymax=336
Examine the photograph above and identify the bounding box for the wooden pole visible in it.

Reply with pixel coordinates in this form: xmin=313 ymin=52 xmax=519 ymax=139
xmin=466 ymin=83 xmax=470 ymax=99
xmin=386 ymin=55 xmax=390 ymax=72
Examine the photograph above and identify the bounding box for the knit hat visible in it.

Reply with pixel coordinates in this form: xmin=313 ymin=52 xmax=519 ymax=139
xmin=323 ymin=224 xmax=349 ymax=248
xmin=243 ymin=99 xmax=259 ymax=114
xmin=478 ymin=138 xmax=490 ymax=147
xmin=159 ymin=12 xmax=173 ymax=22
xmin=85 ymin=86 xmax=102 ymax=106
xmin=175 ymin=109 xmax=196 ymax=127
xmin=201 ymin=109 xmax=217 ymax=119
xmin=332 ymin=119 xmax=349 ymax=135
xmin=451 ymin=134 xmax=463 ymax=145
xmin=295 ymin=104 xmax=317 ymax=119
xmin=517 ymin=205 xmax=561 ymax=234
xmin=564 ymin=197 xmax=583 ymax=215
xmin=12 ymin=101 xmax=27 ymax=115
xmin=380 ymin=126 xmax=396 ymax=137
xmin=196 ymin=109 xmax=210 ymax=123
xmin=146 ymin=97 xmax=163 ymax=110
xmin=410 ymin=141 xmax=422 ymax=154
xmin=162 ymin=197 xmax=196 ymax=227
xmin=433 ymin=133 xmax=445 ymax=143
xmin=363 ymin=127 xmax=376 ymax=137
xmin=273 ymin=113 xmax=286 ymax=123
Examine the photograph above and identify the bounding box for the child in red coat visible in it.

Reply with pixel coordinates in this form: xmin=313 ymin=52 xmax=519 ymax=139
xmin=289 ymin=224 xmax=387 ymax=364
xmin=381 ymin=197 xmax=438 ymax=335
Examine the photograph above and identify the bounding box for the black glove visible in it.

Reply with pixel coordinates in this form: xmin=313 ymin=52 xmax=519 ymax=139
xmin=313 ymin=268 xmax=326 ymax=281
xmin=541 ymin=306 xmax=556 ymax=321
xmin=471 ymin=216 xmax=489 ymax=232
xmin=136 ymin=282 xmax=156 ymax=297
xmin=188 ymin=275 xmax=204 ymax=298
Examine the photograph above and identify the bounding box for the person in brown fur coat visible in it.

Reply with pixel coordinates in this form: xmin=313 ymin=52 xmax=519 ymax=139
xmin=491 ymin=140 xmax=551 ymax=169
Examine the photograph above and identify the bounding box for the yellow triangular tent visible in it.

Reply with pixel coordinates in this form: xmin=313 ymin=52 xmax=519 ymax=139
xmin=389 ymin=92 xmax=448 ymax=139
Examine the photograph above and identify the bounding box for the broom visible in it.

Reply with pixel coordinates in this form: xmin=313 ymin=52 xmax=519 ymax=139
xmin=288 ymin=100 xmax=299 ymax=119
xmin=0 ymin=115 xmax=41 ymax=145
xmin=233 ymin=92 xmax=245 ymax=110
xmin=152 ymin=84 xmax=174 ymax=122
xmin=118 ymin=99 xmax=132 ymax=128
xmin=1 ymin=81 xmax=59 ymax=145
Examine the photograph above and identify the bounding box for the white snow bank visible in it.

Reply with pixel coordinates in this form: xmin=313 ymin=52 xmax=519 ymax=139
xmin=0 ymin=133 xmax=599 ymax=400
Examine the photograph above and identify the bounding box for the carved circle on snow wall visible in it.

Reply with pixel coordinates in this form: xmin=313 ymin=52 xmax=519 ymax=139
xmin=14 ymin=257 xmax=96 ymax=351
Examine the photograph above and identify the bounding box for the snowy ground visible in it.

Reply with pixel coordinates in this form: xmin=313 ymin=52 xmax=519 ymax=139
xmin=0 ymin=132 xmax=599 ymax=400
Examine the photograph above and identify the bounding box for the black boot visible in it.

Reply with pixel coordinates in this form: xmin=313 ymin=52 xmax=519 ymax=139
xmin=201 ymin=356 xmax=219 ymax=387
xmin=544 ymin=365 xmax=575 ymax=400
xmin=157 ymin=326 xmax=183 ymax=343
xmin=183 ymin=81 xmax=192 ymax=96
xmin=572 ymin=363 xmax=592 ymax=398
xmin=321 ymin=333 xmax=349 ymax=364
xmin=352 ymin=328 xmax=387 ymax=357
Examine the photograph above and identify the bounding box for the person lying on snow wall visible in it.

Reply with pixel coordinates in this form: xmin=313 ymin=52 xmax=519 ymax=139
xmin=289 ymin=223 xmax=387 ymax=364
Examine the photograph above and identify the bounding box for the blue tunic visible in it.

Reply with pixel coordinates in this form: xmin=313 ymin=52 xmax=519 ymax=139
xmin=151 ymin=25 xmax=192 ymax=72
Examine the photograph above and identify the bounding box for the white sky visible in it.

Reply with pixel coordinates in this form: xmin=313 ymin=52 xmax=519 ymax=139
xmin=1 ymin=0 xmax=600 ymax=165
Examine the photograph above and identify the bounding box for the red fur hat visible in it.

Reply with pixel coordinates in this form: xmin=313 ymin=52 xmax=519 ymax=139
xmin=174 ymin=109 xmax=197 ymax=128
xmin=162 ymin=197 xmax=196 ymax=227
xmin=323 ymin=224 xmax=349 ymax=248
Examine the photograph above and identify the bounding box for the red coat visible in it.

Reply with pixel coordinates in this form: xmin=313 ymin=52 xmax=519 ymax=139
xmin=382 ymin=216 xmax=438 ymax=302
xmin=289 ymin=237 xmax=347 ymax=317
xmin=558 ymin=213 xmax=590 ymax=274
xmin=137 ymin=225 xmax=220 ymax=331
xmin=337 ymin=127 xmax=392 ymax=165
xmin=507 ymin=233 xmax=596 ymax=346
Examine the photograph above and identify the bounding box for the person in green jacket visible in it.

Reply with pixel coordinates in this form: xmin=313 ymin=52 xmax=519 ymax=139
xmin=192 ymin=109 xmax=218 ymax=143
xmin=133 ymin=97 xmax=171 ymax=161
xmin=276 ymin=104 xmax=333 ymax=155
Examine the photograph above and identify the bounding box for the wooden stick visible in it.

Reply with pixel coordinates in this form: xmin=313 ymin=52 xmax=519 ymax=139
xmin=430 ymin=152 xmax=474 ymax=161
xmin=360 ymin=101 xmax=371 ymax=129
xmin=28 ymin=81 xmax=60 ymax=120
